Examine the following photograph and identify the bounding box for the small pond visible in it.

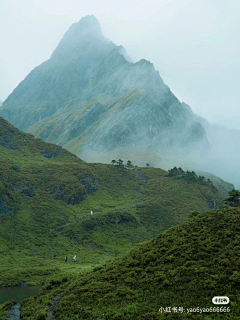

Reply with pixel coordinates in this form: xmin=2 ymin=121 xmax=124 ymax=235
xmin=0 ymin=285 xmax=42 ymax=305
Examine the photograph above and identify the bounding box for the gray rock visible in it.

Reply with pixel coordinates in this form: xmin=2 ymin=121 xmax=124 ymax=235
xmin=0 ymin=195 xmax=11 ymax=215
xmin=7 ymin=303 xmax=20 ymax=320
xmin=20 ymin=282 xmax=27 ymax=287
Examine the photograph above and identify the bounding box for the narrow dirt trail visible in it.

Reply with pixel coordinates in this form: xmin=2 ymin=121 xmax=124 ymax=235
xmin=47 ymin=297 xmax=60 ymax=320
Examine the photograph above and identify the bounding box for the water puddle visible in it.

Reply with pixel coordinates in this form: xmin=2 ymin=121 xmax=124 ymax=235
xmin=0 ymin=285 xmax=41 ymax=305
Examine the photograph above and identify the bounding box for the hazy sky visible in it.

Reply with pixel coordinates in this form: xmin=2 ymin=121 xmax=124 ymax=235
xmin=1 ymin=0 xmax=239 ymax=129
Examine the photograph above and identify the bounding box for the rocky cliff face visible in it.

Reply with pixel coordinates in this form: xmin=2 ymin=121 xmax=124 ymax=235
xmin=0 ymin=15 xmax=209 ymax=162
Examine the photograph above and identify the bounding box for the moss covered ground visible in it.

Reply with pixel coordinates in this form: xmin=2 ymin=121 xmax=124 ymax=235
xmin=18 ymin=207 xmax=240 ymax=319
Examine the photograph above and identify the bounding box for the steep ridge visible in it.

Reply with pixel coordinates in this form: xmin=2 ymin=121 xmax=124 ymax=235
xmin=0 ymin=15 xmax=209 ymax=162
xmin=18 ymin=207 xmax=240 ymax=319
xmin=0 ymin=117 xmax=225 ymax=286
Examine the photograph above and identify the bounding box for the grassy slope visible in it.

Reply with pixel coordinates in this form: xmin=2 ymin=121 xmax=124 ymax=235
xmin=65 ymin=146 xmax=234 ymax=199
xmin=196 ymin=171 xmax=234 ymax=197
xmin=18 ymin=207 xmax=240 ymax=320
xmin=0 ymin=117 xmax=222 ymax=286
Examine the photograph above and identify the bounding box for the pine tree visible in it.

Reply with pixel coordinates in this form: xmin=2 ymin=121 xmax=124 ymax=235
xmin=117 ymin=159 xmax=123 ymax=167
xmin=127 ymin=160 xmax=132 ymax=167
xmin=224 ymin=189 xmax=240 ymax=207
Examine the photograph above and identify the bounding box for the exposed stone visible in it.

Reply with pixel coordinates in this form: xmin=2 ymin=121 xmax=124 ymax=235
xmin=208 ymin=198 xmax=216 ymax=210
xmin=0 ymin=194 xmax=11 ymax=215
xmin=79 ymin=177 xmax=98 ymax=194
xmin=41 ymin=149 xmax=63 ymax=158
xmin=13 ymin=184 xmax=36 ymax=197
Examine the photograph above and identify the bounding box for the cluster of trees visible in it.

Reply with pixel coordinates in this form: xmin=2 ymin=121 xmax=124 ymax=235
xmin=111 ymin=159 xmax=133 ymax=167
xmin=111 ymin=160 xmax=151 ymax=168
xmin=224 ymin=189 xmax=240 ymax=207
xmin=167 ymin=167 xmax=216 ymax=188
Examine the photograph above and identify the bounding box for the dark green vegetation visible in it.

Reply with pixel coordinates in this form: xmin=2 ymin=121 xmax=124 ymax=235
xmin=0 ymin=300 xmax=17 ymax=320
xmin=224 ymin=189 xmax=240 ymax=207
xmin=18 ymin=207 xmax=240 ymax=319
xmin=0 ymin=117 xmax=224 ymax=287
xmin=167 ymin=167 xmax=216 ymax=189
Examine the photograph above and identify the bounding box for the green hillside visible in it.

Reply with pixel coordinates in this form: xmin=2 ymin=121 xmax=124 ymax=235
xmin=17 ymin=206 xmax=240 ymax=320
xmin=0 ymin=117 xmax=224 ymax=286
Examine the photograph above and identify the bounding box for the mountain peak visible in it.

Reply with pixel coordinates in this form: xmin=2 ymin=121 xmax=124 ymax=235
xmin=73 ymin=15 xmax=102 ymax=37
xmin=78 ymin=15 xmax=101 ymax=28
xmin=51 ymin=15 xmax=108 ymax=60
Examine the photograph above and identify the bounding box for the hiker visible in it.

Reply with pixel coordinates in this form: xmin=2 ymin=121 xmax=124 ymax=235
xmin=91 ymin=210 xmax=93 ymax=216
xmin=73 ymin=255 xmax=76 ymax=262
xmin=65 ymin=255 xmax=67 ymax=263
xmin=54 ymin=253 xmax=57 ymax=259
